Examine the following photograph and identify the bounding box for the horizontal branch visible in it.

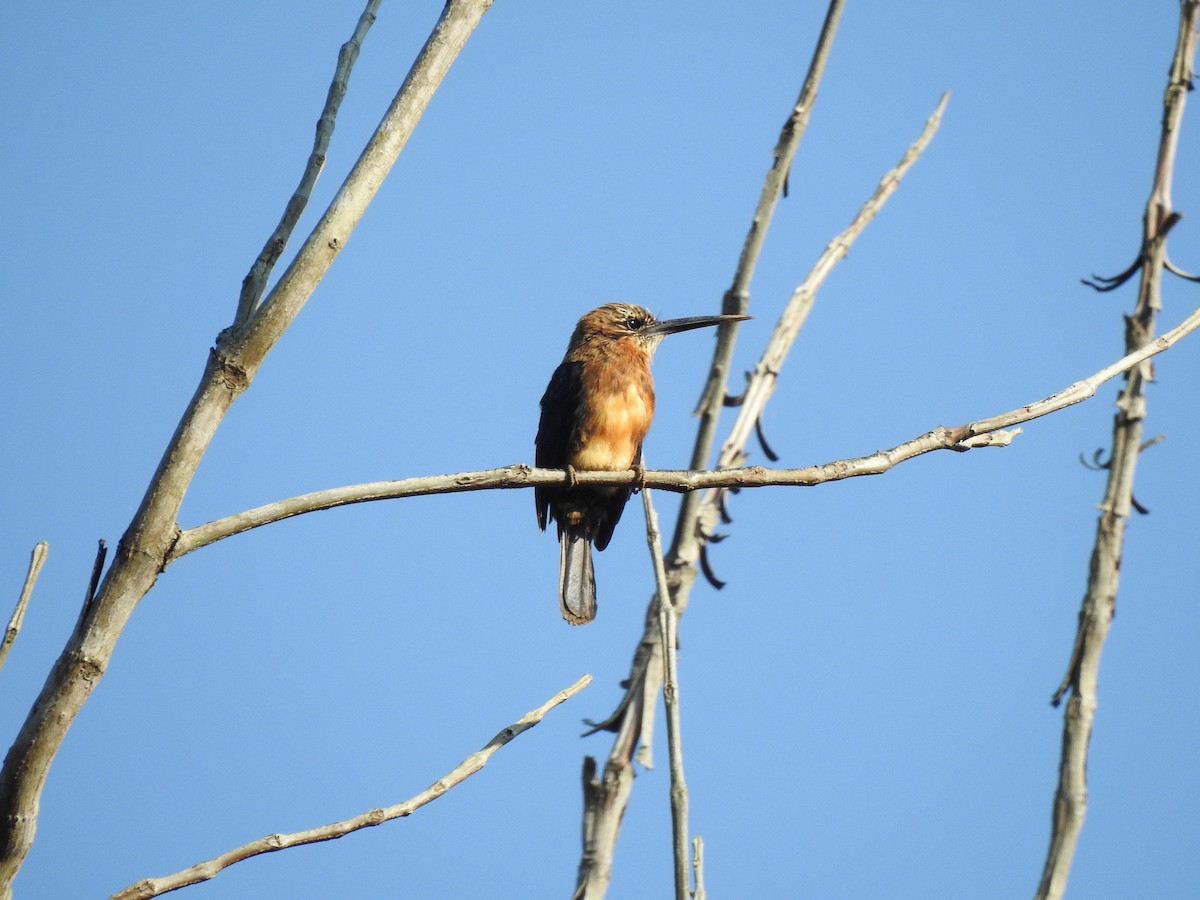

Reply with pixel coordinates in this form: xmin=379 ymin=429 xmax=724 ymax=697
xmin=107 ymin=674 xmax=591 ymax=900
xmin=169 ymin=297 xmax=1200 ymax=564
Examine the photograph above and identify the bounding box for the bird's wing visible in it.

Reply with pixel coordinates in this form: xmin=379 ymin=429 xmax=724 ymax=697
xmin=534 ymin=359 xmax=584 ymax=530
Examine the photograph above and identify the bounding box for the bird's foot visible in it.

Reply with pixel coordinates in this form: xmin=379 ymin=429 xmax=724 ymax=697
xmin=632 ymin=462 xmax=647 ymax=493
xmin=565 ymin=464 xmax=579 ymax=489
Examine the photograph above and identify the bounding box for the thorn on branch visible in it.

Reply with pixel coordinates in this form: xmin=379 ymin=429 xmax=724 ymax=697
xmin=716 ymin=488 xmax=736 ymax=525
xmin=85 ymin=540 xmax=107 ymax=609
xmin=699 ymin=544 xmax=726 ymax=590
xmin=724 ymin=371 xmax=752 ymax=407
xmin=1082 ymin=252 xmax=1146 ymax=292
xmin=755 ymin=415 xmax=781 ymax=462
xmin=1079 ymin=448 xmax=1110 ymax=470
xmin=1080 ymin=434 xmax=1163 ymax=471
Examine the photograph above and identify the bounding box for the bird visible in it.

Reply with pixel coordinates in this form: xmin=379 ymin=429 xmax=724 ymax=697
xmin=535 ymin=302 xmax=749 ymax=625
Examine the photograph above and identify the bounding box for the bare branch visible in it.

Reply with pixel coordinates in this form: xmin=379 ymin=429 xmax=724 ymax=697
xmin=574 ymin=78 xmax=946 ymax=893
xmin=0 ymin=4 xmax=495 ymax=894
xmin=691 ymin=836 xmax=707 ymax=900
xmin=168 ymin=295 xmax=1200 ymax=567
xmin=69 ymin=540 xmax=108 ymax=644
xmin=1036 ymin=4 xmax=1200 ymax=898
xmin=107 ymin=674 xmax=590 ymax=900
xmin=642 ymin=490 xmax=690 ymax=900
xmin=715 ymin=91 xmax=950 ymax=476
xmin=233 ymin=0 xmax=383 ymax=326
xmin=682 ymin=0 xmax=846 ymax=551
xmin=0 ymin=543 xmax=48 ymax=677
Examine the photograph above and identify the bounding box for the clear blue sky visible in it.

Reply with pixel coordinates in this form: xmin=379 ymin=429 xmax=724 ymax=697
xmin=3 ymin=2 xmax=1199 ymax=898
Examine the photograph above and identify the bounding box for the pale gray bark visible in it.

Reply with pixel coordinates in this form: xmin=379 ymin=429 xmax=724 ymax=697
xmin=0 ymin=544 xmax=47 ymax=677
xmin=0 ymin=3 xmax=494 ymax=896
xmin=1036 ymin=3 xmax=1200 ymax=898
xmin=108 ymin=675 xmax=589 ymax=900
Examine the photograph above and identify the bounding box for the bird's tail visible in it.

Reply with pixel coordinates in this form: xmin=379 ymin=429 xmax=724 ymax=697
xmin=558 ymin=529 xmax=597 ymax=625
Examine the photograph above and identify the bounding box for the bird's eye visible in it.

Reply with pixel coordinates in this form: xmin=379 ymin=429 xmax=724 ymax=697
xmin=625 ymin=316 xmax=641 ymax=330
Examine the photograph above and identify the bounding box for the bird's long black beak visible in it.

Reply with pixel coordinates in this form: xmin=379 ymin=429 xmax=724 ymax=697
xmin=642 ymin=313 xmax=750 ymax=337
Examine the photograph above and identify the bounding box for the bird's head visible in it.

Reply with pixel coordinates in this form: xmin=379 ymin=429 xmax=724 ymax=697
xmin=569 ymin=303 xmax=749 ymax=356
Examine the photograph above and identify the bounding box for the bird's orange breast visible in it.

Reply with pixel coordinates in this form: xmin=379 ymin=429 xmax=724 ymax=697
xmin=571 ymin=351 xmax=656 ymax=472
xmin=572 ymin=381 xmax=653 ymax=471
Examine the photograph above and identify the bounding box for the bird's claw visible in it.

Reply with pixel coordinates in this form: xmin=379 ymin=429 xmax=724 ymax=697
xmin=632 ymin=462 xmax=647 ymax=493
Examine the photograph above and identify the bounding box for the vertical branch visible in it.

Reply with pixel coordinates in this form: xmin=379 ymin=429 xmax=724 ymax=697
xmin=643 ymin=490 xmax=691 ymax=900
xmin=676 ymin=0 xmax=846 ymax=558
xmin=571 ymin=6 xmax=943 ymax=890
xmin=691 ymin=837 xmax=707 ymax=900
xmin=234 ymin=0 xmax=383 ymax=326
xmin=1037 ymin=4 xmax=1200 ymax=899
xmin=0 ymin=4 xmax=494 ymax=896
xmin=0 ymin=543 xmax=48 ymax=677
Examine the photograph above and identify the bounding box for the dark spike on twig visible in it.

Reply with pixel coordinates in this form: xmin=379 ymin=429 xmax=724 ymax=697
xmin=724 ymin=371 xmax=753 ymax=407
xmin=705 ymin=532 xmax=730 ymax=544
xmin=1079 ymin=448 xmax=1110 ymax=471
xmin=716 ymin=489 xmax=734 ymax=525
xmin=1131 ymin=495 xmax=1151 ymax=515
xmin=1081 ymin=252 xmax=1146 ymax=292
xmin=72 ymin=539 xmax=108 ymax=642
xmin=699 ymin=544 xmax=727 ymax=590
xmin=85 ymin=540 xmax=107 ymax=608
xmin=755 ymin=415 xmax=780 ymax=462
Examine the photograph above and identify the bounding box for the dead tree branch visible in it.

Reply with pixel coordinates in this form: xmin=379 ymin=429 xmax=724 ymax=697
xmin=0 ymin=543 xmax=48 ymax=677
xmin=233 ymin=0 xmax=383 ymax=326
xmin=0 ymin=4 xmax=494 ymax=896
xmin=1036 ymin=3 xmax=1200 ymax=898
xmin=572 ymin=85 xmax=948 ymax=893
xmin=160 ymin=292 xmax=1200 ymax=565
xmin=642 ymin=490 xmax=691 ymax=899
xmin=108 ymin=675 xmax=590 ymax=900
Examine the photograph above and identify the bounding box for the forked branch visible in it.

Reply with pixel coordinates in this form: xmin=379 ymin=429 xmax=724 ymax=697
xmin=0 ymin=4 xmax=494 ymax=896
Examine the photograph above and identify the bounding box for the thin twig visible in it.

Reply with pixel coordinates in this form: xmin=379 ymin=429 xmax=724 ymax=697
xmin=233 ymin=0 xmax=383 ymax=326
xmin=643 ymin=490 xmax=691 ymax=900
xmin=680 ymin=0 xmax=846 ymax=554
xmin=691 ymin=836 xmax=707 ymax=900
xmin=0 ymin=543 xmax=48 ymax=676
xmin=1036 ymin=4 xmax=1200 ymax=898
xmin=108 ymin=675 xmax=591 ymax=900
xmin=573 ymin=69 xmax=943 ymax=891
